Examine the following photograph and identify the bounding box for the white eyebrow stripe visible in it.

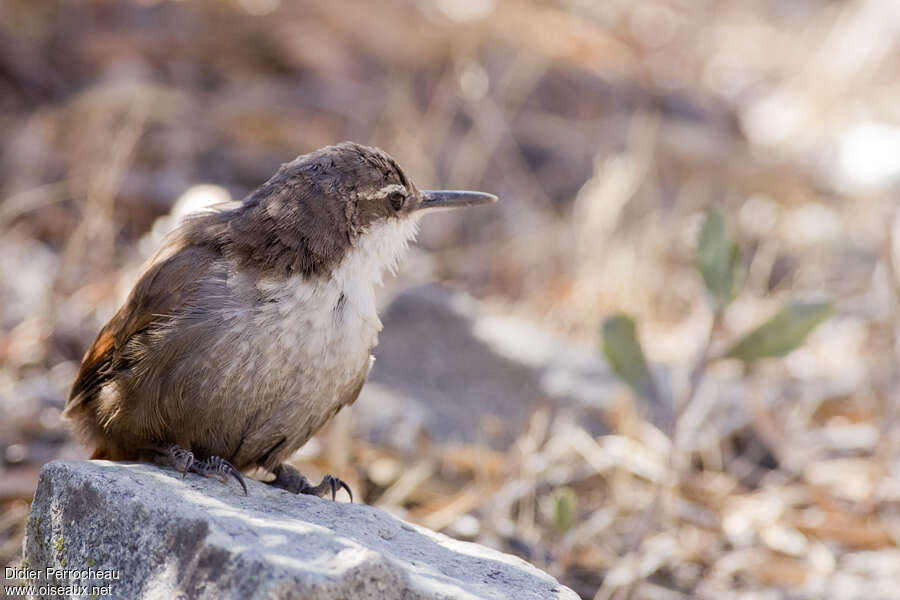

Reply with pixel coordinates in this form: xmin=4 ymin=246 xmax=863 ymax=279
xmin=375 ymin=183 xmax=408 ymax=198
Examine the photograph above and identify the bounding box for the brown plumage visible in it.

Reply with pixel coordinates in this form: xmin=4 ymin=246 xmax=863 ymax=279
xmin=65 ymin=142 xmax=496 ymax=499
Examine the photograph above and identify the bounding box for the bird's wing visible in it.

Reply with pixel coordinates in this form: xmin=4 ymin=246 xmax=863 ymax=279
xmin=66 ymin=244 xmax=222 ymax=413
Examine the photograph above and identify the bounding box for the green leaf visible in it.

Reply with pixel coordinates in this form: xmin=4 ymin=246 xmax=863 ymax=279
xmin=601 ymin=314 xmax=659 ymax=402
xmin=554 ymin=487 xmax=577 ymax=533
xmin=723 ymin=301 xmax=833 ymax=363
xmin=695 ymin=211 xmax=742 ymax=310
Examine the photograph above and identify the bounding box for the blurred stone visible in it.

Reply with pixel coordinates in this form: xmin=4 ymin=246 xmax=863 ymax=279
xmin=356 ymin=285 xmax=630 ymax=451
xmin=23 ymin=461 xmax=578 ymax=600
xmin=833 ymin=121 xmax=900 ymax=193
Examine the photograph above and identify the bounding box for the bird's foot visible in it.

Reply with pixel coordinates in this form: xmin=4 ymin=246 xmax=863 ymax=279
xmin=190 ymin=455 xmax=248 ymax=496
xmin=151 ymin=444 xmax=247 ymax=495
xmin=157 ymin=443 xmax=194 ymax=475
xmin=268 ymin=463 xmax=352 ymax=502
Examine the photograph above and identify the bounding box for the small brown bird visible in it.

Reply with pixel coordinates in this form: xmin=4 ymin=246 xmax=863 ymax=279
xmin=64 ymin=142 xmax=496 ymax=500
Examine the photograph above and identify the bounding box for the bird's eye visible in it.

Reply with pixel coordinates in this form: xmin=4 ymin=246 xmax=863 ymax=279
xmin=389 ymin=192 xmax=406 ymax=212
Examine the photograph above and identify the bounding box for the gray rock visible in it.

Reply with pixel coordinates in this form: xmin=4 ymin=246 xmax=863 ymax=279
xmin=364 ymin=285 xmax=550 ymax=449
xmin=356 ymin=285 xmax=648 ymax=450
xmin=22 ymin=460 xmax=578 ymax=600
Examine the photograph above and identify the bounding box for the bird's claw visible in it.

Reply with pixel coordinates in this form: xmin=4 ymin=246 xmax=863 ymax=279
xmin=154 ymin=444 xmax=194 ymax=477
xmin=269 ymin=464 xmax=353 ymax=502
xmin=150 ymin=444 xmax=247 ymax=495
xmin=175 ymin=450 xmax=193 ymax=477
xmin=322 ymin=474 xmax=354 ymax=502
xmin=191 ymin=455 xmax=248 ymax=496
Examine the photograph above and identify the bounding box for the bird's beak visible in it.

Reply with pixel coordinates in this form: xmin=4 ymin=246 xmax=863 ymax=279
xmin=417 ymin=190 xmax=498 ymax=213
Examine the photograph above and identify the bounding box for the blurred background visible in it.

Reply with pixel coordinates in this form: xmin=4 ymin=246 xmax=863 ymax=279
xmin=3 ymin=0 xmax=900 ymax=598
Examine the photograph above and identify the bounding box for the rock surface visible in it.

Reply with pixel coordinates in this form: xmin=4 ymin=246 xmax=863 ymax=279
xmin=22 ymin=460 xmax=578 ymax=600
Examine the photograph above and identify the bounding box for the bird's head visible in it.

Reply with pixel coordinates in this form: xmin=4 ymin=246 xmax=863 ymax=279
xmin=222 ymin=142 xmax=497 ymax=280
